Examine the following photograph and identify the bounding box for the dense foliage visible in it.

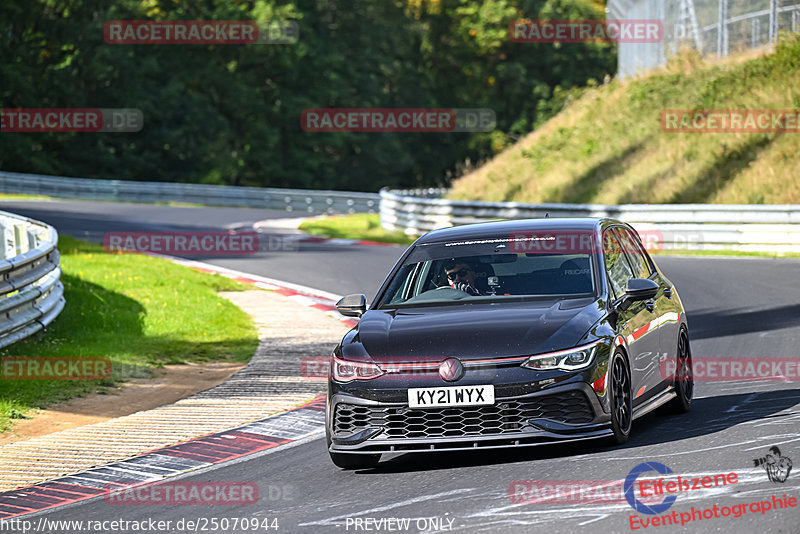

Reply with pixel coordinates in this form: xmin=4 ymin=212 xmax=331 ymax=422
xmin=0 ymin=0 xmax=614 ymax=191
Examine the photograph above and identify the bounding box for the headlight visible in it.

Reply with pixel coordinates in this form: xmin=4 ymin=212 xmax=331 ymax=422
xmin=521 ymin=341 xmax=602 ymax=371
xmin=331 ymin=355 xmax=385 ymax=382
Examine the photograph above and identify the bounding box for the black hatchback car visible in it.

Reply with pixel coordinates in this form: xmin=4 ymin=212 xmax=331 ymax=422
xmin=326 ymin=218 xmax=693 ymax=468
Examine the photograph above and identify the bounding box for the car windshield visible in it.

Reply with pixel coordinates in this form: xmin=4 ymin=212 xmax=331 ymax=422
xmin=378 ymin=235 xmax=597 ymax=307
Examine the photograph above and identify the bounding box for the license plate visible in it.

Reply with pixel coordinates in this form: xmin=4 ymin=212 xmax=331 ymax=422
xmin=408 ymin=385 xmax=495 ymax=408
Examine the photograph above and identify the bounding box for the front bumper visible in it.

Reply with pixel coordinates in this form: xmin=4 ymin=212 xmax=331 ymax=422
xmin=327 ymin=380 xmax=612 ymax=454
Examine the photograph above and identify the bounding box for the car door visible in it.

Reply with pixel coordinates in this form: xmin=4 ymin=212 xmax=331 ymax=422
xmin=614 ymin=227 xmax=674 ymax=395
xmin=602 ymin=229 xmax=660 ymax=406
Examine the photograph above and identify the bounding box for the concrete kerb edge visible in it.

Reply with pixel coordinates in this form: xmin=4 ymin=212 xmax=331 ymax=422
xmin=0 ymin=261 xmax=351 ymax=519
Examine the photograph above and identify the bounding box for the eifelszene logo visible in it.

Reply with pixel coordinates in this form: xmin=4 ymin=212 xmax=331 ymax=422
xmin=753 ymin=446 xmax=792 ymax=483
xmin=624 ymin=462 xmax=739 ymax=515
xmin=624 ymin=462 xmax=677 ymax=515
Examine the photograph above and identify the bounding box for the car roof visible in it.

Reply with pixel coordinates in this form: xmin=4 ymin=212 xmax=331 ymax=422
xmin=415 ymin=217 xmax=623 ymax=245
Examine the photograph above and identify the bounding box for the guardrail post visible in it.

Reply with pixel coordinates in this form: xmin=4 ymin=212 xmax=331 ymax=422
xmin=12 ymin=224 xmax=30 ymax=256
xmin=0 ymin=223 xmax=13 ymax=260
xmin=717 ymin=0 xmax=728 ymax=58
xmin=752 ymin=18 xmax=760 ymax=47
xmin=769 ymin=0 xmax=779 ymax=43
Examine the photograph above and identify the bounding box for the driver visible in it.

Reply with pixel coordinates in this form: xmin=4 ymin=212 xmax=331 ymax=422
xmin=444 ymin=259 xmax=482 ymax=295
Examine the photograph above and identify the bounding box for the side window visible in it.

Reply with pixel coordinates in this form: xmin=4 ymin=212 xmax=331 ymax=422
xmin=615 ymin=228 xmax=653 ymax=279
xmin=603 ymin=230 xmax=634 ymax=299
xmin=385 ymin=264 xmax=417 ymax=304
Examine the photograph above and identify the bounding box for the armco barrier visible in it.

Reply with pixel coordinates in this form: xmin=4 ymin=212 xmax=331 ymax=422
xmin=0 ymin=171 xmax=380 ymax=215
xmin=379 ymin=188 xmax=800 ymax=253
xmin=2 ymin=172 xmax=798 ymax=253
xmin=0 ymin=210 xmax=64 ymax=349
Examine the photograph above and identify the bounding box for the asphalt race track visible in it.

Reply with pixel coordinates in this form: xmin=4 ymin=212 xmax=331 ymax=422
xmin=5 ymin=200 xmax=800 ymax=533
xmin=1 ymin=200 xmax=399 ymax=299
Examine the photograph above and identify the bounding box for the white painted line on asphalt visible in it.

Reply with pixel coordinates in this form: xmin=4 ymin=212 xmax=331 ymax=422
xmin=725 ymin=393 xmax=758 ymax=413
xmin=223 ymin=221 xmax=261 ymax=230
xmin=598 ymin=439 xmax=765 ymax=460
xmin=743 ymin=435 xmax=800 ymax=451
xmin=577 ymin=514 xmax=609 ymax=526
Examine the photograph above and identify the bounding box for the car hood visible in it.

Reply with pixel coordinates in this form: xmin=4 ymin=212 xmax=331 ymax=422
xmin=353 ymin=298 xmax=604 ymax=361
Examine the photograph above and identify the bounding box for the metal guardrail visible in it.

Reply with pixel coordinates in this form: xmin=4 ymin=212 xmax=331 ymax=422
xmin=0 ymin=171 xmax=380 ymax=215
xmin=0 ymin=211 xmax=64 ymax=349
xmin=3 ymin=171 xmax=798 ymax=253
xmin=379 ymin=188 xmax=800 ymax=253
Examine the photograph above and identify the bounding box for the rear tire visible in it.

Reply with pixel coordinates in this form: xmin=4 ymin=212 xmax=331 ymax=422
xmin=608 ymin=351 xmax=632 ymax=445
xmin=665 ymin=328 xmax=693 ymax=414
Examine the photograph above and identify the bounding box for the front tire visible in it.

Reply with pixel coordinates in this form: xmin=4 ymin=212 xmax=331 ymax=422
xmin=609 ymin=351 xmax=632 ymax=445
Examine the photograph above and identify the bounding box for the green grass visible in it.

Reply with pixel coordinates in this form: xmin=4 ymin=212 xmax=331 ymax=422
xmin=0 ymin=194 xmax=209 ymax=208
xmin=299 ymin=214 xmax=416 ymax=245
xmin=0 ymin=194 xmax=54 ymax=201
xmin=449 ymin=36 xmax=800 ymax=205
xmin=0 ymin=236 xmax=258 ymax=432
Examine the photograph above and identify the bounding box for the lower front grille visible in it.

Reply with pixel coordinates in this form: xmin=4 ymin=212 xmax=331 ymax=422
xmin=333 ymin=390 xmax=594 ymax=439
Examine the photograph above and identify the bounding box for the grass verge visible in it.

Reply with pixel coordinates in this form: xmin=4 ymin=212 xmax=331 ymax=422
xmin=0 ymin=194 xmax=54 ymax=201
xmin=299 ymin=214 xmax=416 ymax=245
xmin=0 ymin=236 xmax=259 ymax=432
xmin=449 ymin=36 xmax=800 ymax=205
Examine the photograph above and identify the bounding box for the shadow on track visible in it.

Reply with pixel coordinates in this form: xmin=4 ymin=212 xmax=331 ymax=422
xmin=688 ymin=303 xmax=800 ymax=340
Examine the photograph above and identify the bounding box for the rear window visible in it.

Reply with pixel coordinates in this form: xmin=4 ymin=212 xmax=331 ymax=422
xmin=378 ymin=235 xmax=597 ymax=307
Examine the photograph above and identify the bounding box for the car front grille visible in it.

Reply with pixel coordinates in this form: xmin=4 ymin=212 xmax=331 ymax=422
xmin=333 ymin=391 xmax=594 ymax=439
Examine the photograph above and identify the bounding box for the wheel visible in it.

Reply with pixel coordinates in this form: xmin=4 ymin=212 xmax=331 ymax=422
xmin=326 ymin=428 xmax=380 ymax=469
xmin=608 ymin=351 xmax=632 ymax=445
xmin=664 ymin=328 xmax=693 ymax=414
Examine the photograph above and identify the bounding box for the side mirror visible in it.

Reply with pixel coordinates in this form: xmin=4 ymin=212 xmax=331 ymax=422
xmin=336 ymin=294 xmax=367 ymax=317
xmin=616 ymin=278 xmax=658 ymax=311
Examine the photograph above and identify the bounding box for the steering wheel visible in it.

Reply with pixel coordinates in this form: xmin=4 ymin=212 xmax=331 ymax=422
xmin=435 ymin=284 xmax=476 ymax=295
